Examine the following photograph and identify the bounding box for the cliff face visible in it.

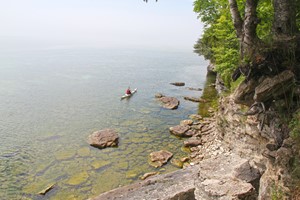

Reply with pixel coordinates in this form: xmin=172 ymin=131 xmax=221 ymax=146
xmin=215 ymin=96 xmax=296 ymax=199
xmin=90 ymin=93 xmax=298 ymax=200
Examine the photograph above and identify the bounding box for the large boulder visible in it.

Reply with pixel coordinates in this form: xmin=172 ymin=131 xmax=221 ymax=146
xmin=149 ymin=150 xmax=173 ymax=168
xmin=158 ymin=96 xmax=180 ymax=110
xmin=88 ymin=129 xmax=119 ymax=149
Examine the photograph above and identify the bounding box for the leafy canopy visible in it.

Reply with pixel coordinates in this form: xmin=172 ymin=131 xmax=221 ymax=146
xmin=193 ymin=0 xmax=274 ymax=88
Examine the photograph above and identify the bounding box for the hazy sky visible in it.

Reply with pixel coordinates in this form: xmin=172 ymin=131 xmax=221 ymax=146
xmin=0 ymin=0 xmax=203 ymax=51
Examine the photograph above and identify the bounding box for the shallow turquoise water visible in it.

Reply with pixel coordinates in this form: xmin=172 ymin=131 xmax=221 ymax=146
xmin=0 ymin=48 xmax=208 ymax=199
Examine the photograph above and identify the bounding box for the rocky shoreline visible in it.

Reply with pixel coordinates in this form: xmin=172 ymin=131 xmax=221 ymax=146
xmin=89 ymin=68 xmax=297 ymax=199
xmin=90 ymin=94 xmax=297 ymax=200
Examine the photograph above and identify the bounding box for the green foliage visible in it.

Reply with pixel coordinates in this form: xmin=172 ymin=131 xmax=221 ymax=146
xmin=193 ymin=0 xmax=225 ymax=26
xmin=271 ymin=184 xmax=284 ymax=200
xmin=289 ymin=110 xmax=300 ymax=138
xmin=256 ymin=0 xmax=273 ymax=40
xmin=193 ymin=0 xmax=240 ymax=88
xmin=230 ymin=76 xmax=245 ymax=92
xmin=193 ymin=0 xmax=287 ymax=89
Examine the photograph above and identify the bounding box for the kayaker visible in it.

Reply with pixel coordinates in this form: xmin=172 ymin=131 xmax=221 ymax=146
xmin=126 ymin=87 xmax=132 ymax=95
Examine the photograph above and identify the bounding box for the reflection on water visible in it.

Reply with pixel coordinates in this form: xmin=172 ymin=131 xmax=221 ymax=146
xmin=0 ymin=48 xmax=208 ymax=199
xmin=198 ymin=71 xmax=218 ymax=117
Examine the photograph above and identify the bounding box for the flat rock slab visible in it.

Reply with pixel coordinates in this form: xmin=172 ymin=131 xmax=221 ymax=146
xmin=90 ymin=167 xmax=198 ymax=200
xmin=169 ymin=125 xmax=190 ymax=137
xmin=88 ymin=129 xmax=119 ymax=149
xmin=149 ymin=150 xmax=173 ymax=168
xmin=158 ymin=96 xmax=180 ymax=110
xmin=254 ymin=70 xmax=294 ymax=102
xmin=89 ymin=153 xmax=259 ymax=200
xmin=194 ymin=154 xmax=257 ymax=199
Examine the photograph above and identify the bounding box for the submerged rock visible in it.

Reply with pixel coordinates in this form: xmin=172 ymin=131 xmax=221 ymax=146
xmin=158 ymin=96 xmax=180 ymax=110
xmin=155 ymin=93 xmax=165 ymax=98
xmin=88 ymin=129 xmax=119 ymax=149
xmin=186 ymin=87 xmax=202 ymax=91
xmin=149 ymin=150 xmax=173 ymax=168
xmin=67 ymin=171 xmax=89 ymax=186
xmin=171 ymin=159 xmax=184 ymax=168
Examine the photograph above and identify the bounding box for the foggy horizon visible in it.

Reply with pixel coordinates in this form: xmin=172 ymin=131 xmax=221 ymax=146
xmin=0 ymin=0 xmax=203 ymax=51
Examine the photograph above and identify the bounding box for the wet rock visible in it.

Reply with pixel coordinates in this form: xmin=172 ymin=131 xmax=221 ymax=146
xmin=158 ymin=96 xmax=180 ymax=110
xmin=38 ymin=183 xmax=55 ymax=195
xmin=180 ymin=119 xmax=193 ymax=126
xmin=88 ymin=129 xmax=119 ymax=149
xmin=171 ymin=159 xmax=184 ymax=168
xmin=140 ymin=172 xmax=159 ymax=180
xmin=169 ymin=125 xmax=190 ymax=137
xmin=149 ymin=150 xmax=173 ymax=168
xmin=185 ymin=129 xmax=198 ymax=137
xmin=180 ymin=157 xmax=190 ymax=163
xmin=186 ymin=87 xmax=202 ymax=91
xmin=184 ymin=137 xmax=202 ymax=147
xmin=155 ymin=93 xmax=165 ymax=98
xmin=184 ymin=96 xmax=207 ymax=103
xmin=170 ymin=82 xmax=185 ymax=86
xmin=189 ymin=114 xmax=203 ymax=121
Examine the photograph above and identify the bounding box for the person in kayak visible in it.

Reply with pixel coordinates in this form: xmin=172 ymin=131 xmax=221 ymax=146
xmin=126 ymin=87 xmax=132 ymax=95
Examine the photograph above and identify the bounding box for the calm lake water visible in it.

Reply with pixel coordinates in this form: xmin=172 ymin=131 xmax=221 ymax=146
xmin=0 ymin=48 xmax=208 ymax=199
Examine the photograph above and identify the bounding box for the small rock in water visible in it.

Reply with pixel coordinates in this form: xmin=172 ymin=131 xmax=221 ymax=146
xmin=149 ymin=150 xmax=173 ymax=168
xmin=140 ymin=172 xmax=158 ymax=180
xmin=170 ymin=82 xmax=185 ymax=86
xmin=158 ymin=96 xmax=180 ymax=110
xmin=38 ymin=183 xmax=55 ymax=195
xmin=186 ymin=87 xmax=202 ymax=91
xmin=155 ymin=93 xmax=165 ymax=98
xmin=184 ymin=96 xmax=207 ymax=103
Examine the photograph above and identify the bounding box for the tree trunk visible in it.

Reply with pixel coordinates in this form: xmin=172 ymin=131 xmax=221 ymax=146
xmin=228 ymin=0 xmax=259 ymax=58
xmin=243 ymin=0 xmax=259 ymax=49
xmin=273 ymin=0 xmax=297 ymax=37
